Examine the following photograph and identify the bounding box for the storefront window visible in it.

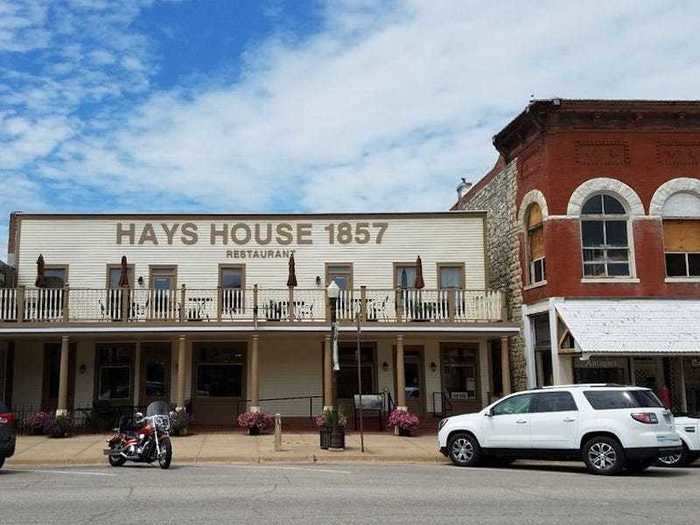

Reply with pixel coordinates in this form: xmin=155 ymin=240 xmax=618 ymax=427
xmin=336 ymin=344 xmax=375 ymax=399
xmin=441 ymin=345 xmax=478 ymax=400
xmin=195 ymin=343 xmax=245 ymax=397
xmin=96 ymin=344 xmax=133 ymax=401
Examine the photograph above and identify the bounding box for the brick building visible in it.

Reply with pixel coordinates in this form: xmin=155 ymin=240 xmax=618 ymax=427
xmin=454 ymin=99 xmax=700 ymax=414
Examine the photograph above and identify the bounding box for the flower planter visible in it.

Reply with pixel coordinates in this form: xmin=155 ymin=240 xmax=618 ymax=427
xmin=248 ymin=427 xmax=260 ymax=436
xmin=320 ymin=425 xmax=345 ymax=450
xmin=398 ymin=427 xmax=412 ymax=437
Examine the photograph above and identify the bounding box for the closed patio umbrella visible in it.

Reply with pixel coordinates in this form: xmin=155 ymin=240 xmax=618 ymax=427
xmin=287 ymin=253 xmax=298 ymax=287
xmin=118 ymin=256 xmax=130 ymax=288
xmin=415 ymin=256 xmax=425 ymax=290
xmin=35 ymin=254 xmax=46 ymax=288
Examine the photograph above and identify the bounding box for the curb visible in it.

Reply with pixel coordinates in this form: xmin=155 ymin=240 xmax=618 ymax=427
xmin=7 ymin=455 xmax=447 ymax=467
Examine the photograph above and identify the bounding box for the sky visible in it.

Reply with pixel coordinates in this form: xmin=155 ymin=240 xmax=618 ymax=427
xmin=2 ymin=0 xmax=700 ymax=259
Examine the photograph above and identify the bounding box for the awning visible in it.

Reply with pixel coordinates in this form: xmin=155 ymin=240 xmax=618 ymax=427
xmin=554 ymin=300 xmax=700 ymax=356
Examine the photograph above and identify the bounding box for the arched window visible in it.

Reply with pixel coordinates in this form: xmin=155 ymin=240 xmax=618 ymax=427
xmin=581 ymin=194 xmax=630 ymax=277
xmin=662 ymin=191 xmax=700 ymax=278
xmin=526 ymin=203 xmax=545 ymax=284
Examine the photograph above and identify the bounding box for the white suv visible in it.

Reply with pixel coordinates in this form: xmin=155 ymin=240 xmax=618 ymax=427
xmin=438 ymin=385 xmax=682 ymax=475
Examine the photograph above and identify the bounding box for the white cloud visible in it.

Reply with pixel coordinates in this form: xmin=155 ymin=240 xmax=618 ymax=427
xmin=3 ymin=0 xmax=700 ymax=260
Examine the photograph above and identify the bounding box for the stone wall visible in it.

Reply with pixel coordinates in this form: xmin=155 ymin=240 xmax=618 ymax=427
xmin=456 ymin=161 xmax=528 ymax=390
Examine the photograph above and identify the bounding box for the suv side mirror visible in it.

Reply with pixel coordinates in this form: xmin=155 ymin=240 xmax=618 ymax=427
xmin=485 ymin=409 xmax=493 ymax=417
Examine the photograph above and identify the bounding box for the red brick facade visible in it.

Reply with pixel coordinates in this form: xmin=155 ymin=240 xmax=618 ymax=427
xmin=477 ymin=100 xmax=700 ymax=306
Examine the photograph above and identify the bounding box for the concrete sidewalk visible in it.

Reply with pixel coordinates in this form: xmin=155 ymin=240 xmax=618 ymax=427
xmin=9 ymin=432 xmax=447 ymax=466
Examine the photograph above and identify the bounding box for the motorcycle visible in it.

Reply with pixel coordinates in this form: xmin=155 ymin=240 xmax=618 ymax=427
xmin=104 ymin=401 xmax=173 ymax=469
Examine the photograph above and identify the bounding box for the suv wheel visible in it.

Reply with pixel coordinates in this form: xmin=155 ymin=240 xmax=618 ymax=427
xmin=583 ymin=436 xmax=625 ymax=475
xmin=656 ymin=444 xmax=690 ymax=467
xmin=0 ymin=456 xmax=4 ymax=469
xmin=448 ymin=432 xmax=481 ymax=467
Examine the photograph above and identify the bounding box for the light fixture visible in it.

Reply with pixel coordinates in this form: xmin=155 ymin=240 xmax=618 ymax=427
xmin=315 ymin=276 xmax=321 ymax=286
xmin=382 ymin=361 xmax=389 ymax=372
xmin=137 ymin=276 xmax=144 ymax=287
xmin=430 ymin=362 xmax=437 ymax=373
xmin=327 ymin=281 xmax=340 ymax=299
xmin=79 ymin=364 xmax=87 ymax=375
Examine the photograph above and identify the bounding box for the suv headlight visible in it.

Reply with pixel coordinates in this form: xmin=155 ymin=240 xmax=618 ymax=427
xmin=438 ymin=418 xmax=449 ymax=430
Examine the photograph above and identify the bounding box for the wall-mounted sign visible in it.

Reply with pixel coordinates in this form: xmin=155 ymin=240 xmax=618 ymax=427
xmin=116 ymin=222 xmax=389 ymax=247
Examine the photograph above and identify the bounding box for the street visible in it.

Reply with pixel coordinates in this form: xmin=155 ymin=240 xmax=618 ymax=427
xmin=1 ymin=461 xmax=698 ymax=524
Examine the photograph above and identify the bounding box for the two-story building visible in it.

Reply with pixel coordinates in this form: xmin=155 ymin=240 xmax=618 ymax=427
xmin=0 ymin=212 xmax=516 ymax=426
xmin=455 ymin=99 xmax=700 ymax=414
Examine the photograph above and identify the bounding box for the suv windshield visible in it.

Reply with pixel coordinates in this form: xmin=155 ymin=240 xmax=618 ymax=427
xmin=583 ymin=390 xmax=663 ymax=410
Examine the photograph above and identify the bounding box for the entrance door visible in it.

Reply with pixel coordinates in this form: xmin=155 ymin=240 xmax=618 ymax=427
xmin=140 ymin=343 xmax=171 ymax=408
xmin=404 ymin=350 xmax=425 ymax=416
xmin=42 ymin=343 xmax=76 ymax=411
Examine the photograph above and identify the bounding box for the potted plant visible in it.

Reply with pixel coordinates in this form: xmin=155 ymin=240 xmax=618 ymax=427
xmin=24 ymin=411 xmax=52 ymax=435
xmin=170 ymin=409 xmax=192 ymax=437
xmin=44 ymin=415 xmax=74 ymax=438
xmin=315 ymin=408 xmax=347 ymax=450
xmin=388 ymin=409 xmax=419 ymax=436
xmin=237 ymin=410 xmax=273 ymax=435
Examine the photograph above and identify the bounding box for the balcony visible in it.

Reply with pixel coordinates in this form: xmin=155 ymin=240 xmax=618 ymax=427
xmin=0 ymin=286 xmax=505 ymax=325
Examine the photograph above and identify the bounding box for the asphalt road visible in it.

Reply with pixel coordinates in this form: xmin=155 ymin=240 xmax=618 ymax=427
xmin=1 ymin=461 xmax=698 ymax=524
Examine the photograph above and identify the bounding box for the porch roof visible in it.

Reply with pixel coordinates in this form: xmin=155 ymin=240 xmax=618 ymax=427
xmin=0 ymin=321 xmax=519 ymax=338
xmin=555 ymin=299 xmax=700 ymax=356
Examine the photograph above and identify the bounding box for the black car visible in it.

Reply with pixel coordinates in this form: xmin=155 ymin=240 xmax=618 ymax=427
xmin=0 ymin=401 xmax=16 ymax=469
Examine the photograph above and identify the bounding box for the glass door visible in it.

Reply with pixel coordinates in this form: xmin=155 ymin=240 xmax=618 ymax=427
xmin=404 ymin=349 xmax=425 ymax=416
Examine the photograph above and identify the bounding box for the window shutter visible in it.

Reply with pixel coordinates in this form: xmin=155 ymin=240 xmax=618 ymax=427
xmin=664 ymin=220 xmax=700 ymax=252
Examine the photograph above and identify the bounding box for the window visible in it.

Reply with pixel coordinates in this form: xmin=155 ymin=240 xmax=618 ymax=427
xmin=44 ymin=266 xmax=67 ymax=288
xmin=662 ymin=191 xmax=700 ymax=278
xmin=581 ymin=194 xmax=630 ymax=277
xmin=526 ymin=204 xmax=545 ymax=284
xmin=531 ymin=392 xmax=577 ymax=413
xmin=150 ymin=266 xmax=177 ymax=290
xmin=441 ymin=345 xmax=478 ymax=401
xmin=194 ymin=343 xmax=245 ymax=398
xmin=220 ymin=266 xmax=243 ymax=289
xmin=583 ymin=389 xmax=663 ymax=410
xmin=438 ymin=264 xmax=464 ymax=289
xmin=395 ymin=264 xmax=417 ymax=288
xmin=492 ymin=394 xmax=533 ymax=415
xmin=326 ymin=264 xmax=353 ymax=289
xmin=107 ymin=265 xmax=134 ymax=288
xmin=96 ymin=344 xmax=133 ymax=401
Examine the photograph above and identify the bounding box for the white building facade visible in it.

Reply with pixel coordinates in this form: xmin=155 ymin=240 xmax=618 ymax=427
xmin=0 ymin=212 xmax=517 ymax=426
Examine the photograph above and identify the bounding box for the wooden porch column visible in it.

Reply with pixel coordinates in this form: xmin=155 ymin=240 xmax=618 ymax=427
xmin=323 ymin=335 xmax=333 ymax=410
xmin=133 ymin=342 xmax=142 ymax=408
xmin=249 ymin=334 xmax=260 ymax=411
xmin=500 ymin=336 xmax=512 ymax=395
xmin=395 ymin=335 xmax=406 ymax=410
xmin=176 ymin=336 xmax=187 ymax=411
xmin=56 ymin=335 xmax=70 ymax=416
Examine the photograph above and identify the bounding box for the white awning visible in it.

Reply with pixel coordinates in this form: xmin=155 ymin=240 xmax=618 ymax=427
xmin=554 ymin=300 xmax=700 ymax=356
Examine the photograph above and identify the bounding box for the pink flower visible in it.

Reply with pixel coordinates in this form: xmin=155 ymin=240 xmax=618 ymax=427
xmin=236 ymin=411 xmax=273 ymax=432
xmin=387 ymin=409 xmax=419 ymax=432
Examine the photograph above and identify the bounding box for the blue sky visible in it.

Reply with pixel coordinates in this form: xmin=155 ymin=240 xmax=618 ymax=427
xmin=2 ymin=0 xmax=700 ymax=258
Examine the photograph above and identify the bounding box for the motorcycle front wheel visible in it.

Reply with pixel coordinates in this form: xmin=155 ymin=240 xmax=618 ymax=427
xmin=158 ymin=438 xmax=172 ymax=469
xmin=108 ymin=453 xmax=126 ymax=467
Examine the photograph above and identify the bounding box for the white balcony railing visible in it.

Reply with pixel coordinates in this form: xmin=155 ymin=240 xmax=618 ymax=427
xmin=0 ymin=286 xmax=506 ymax=324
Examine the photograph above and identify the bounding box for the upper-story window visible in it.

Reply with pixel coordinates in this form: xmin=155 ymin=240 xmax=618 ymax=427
xmin=44 ymin=266 xmax=68 ymax=288
xmin=581 ymin=194 xmax=630 ymax=278
xmin=438 ymin=264 xmax=464 ymax=289
xmin=394 ymin=264 xmax=417 ymax=288
xmin=526 ymin=203 xmax=545 ymax=284
xmin=107 ymin=264 xmax=134 ymax=288
xmin=326 ymin=264 xmax=353 ymax=289
xmin=662 ymin=192 xmax=700 ymax=278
